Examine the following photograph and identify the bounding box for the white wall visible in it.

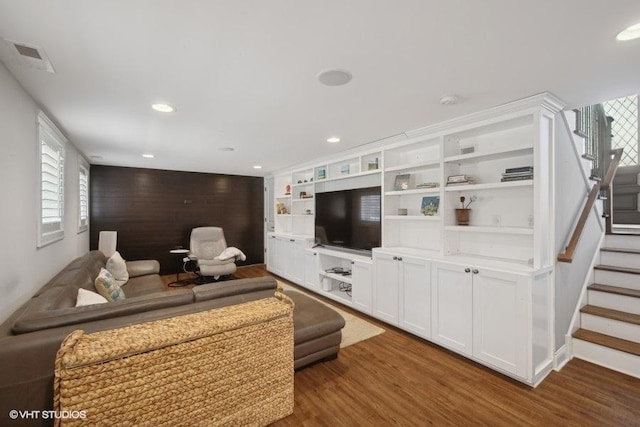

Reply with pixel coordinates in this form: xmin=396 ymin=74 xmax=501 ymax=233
xmin=554 ymin=112 xmax=604 ymax=350
xmin=0 ymin=62 xmax=89 ymax=323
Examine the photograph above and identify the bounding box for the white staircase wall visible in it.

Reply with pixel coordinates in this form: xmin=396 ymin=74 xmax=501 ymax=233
xmin=555 ymin=112 xmax=605 ymax=351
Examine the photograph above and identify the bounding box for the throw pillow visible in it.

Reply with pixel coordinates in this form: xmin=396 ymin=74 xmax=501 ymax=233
xmin=75 ymin=288 xmax=108 ymax=307
xmin=94 ymin=268 xmax=126 ymax=302
xmin=106 ymin=251 xmax=129 ymax=286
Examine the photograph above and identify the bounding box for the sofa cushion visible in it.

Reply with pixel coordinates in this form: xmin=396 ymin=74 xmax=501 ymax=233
xmin=283 ymin=291 xmax=345 ymax=344
xmin=75 ymin=288 xmax=108 ymax=307
xmin=126 ymin=259 xmax=160 ymax=278
xmin=94 ymin=268 xmax=126 ymax=302
xmin=122 ymin=274 xmax=166 ymax=298
xmin=192 ymin=277 xmax=278 ymax=302
xmin=11 ymin=289 xmax=194 ymax=334
xmin=106 ymin=251 xmax=129 ymax=286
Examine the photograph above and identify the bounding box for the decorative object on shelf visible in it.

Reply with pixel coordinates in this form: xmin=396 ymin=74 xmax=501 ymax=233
xmin=447 ymin=174 xmax=475 ymax=186
xmin=299 ymin=191 xmax=307 ymax=198
xmin=460 ymin=145 xmax=476 ymax=155
xmin=501 ymin=166 xmax=533 ymax=182
xmin=297 ymin=180 xmax=303 ymax=184
xmin=397 ymin=208 xmax=408 ymax=216
xmin=276 ymin=202 xmax=288 ymax=215
xmin=317 ymin=168 xmax=326 ymax=180
xmin=455 ymin=195 xmax=476 ymax=225
xmin=301 ymin=194 xmax=313 ymax=199
xmin=285 ymin=184 xmax=291 ymax=195
xmin=393 ymin=174 xmax=411 ymax=191
xmin=305 ymin=209 xmax=312 ymax=215
xmin=416 ymin=182 xmax=439 ymax=189
xmin=340 ymin=164 xmax=350 ymax=175
xmin=368 ymin=158 xmax=379 ymax=170
xmin=421 ymin=196 xmax=439 ymax=216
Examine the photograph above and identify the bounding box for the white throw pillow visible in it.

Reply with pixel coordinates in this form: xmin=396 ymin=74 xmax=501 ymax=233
xmin=75 ymin=288 xmax=108 ymax=307
xmin=106 ymin=251 xmax=129 ymax=286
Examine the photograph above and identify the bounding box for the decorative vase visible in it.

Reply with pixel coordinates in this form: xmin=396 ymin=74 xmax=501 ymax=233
xmin=455 ymin=208 xmax=471 ymax=226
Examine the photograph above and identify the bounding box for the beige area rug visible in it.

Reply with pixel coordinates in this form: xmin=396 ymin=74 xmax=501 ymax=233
xmin=277 ymin=281 xmax=385 ymax=348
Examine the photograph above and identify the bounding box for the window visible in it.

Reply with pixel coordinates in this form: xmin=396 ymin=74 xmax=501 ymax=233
xmin=37 ymin=111 xmax=66 ymax=247
xmin=78 ymin=158 xmax=89 ymax=232
xmin=359 ymin=194 xmax=381 ymax=222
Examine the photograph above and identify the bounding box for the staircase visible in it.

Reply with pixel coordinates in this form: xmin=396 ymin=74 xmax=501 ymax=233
xmin=572 ymin=233 xmax=640 ymax=378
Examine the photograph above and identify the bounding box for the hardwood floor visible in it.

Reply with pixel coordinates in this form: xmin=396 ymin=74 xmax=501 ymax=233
xmin=164 ymin=265 xmax=640 ymax=426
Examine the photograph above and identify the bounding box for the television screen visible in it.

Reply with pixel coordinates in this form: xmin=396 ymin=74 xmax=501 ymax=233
xmin=315 ymin=186 xmax=381 ymax=252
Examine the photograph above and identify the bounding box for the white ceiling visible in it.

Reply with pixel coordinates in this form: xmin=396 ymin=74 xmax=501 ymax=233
xmin=1 ymin=0 xmax=639 ymax=177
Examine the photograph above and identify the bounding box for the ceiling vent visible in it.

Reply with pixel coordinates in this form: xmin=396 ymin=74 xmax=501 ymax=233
xmin=2 ymin=39 xmax=55 ymax=73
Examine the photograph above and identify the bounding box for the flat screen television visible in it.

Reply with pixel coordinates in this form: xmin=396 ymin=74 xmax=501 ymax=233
xmin=315 ymin=186 xmax=381 ymax=252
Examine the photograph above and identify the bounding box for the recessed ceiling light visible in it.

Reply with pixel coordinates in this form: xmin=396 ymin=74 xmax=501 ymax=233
xmin=327 ymin=137 xmax=341 ymax=143
xmin=616 ymin=22 xmax=640 ymax=41
xmin=253 ymin=165 xmax=263 ymax=169
xmin=440 ymin=95 xmax=459 ymax=105
xmin=151 ymin=103 xmax=175 ymax=113
xmin=318 ymin=69 xmax=352 ymax=86
xmin=218 ymin=147 xmax=235 ymax=152
xmin=142 ymin=153 xmax=155 ymax=158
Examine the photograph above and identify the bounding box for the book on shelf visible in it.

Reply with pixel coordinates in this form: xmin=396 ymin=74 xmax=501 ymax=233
xmin=447 ymin=174 xmax=473 ymax=183
xmin=500 ymin=175 xmax=533 ymax=182
xmin=416 ymin=182 xmax=439 ymax=188
xmin=505 ymin=166 xmax=533 ymax=174
xmin=446 ymin=180 xmax=476 ymax=186
xmin=421 ymin=196 xmax=439 ymax=216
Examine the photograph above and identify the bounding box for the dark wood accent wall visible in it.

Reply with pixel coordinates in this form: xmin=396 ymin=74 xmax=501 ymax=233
xmin=90 ymin=166 xmax=264 ymax=274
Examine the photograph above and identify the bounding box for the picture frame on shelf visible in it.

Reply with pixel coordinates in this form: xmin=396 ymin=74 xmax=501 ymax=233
xmin=393 ymin=173 xmax=411 ymax=191
xmin=317 ymin=168 xmax=326 ymax=180
xmin=421 ymin=196 xmax=439 ymax=216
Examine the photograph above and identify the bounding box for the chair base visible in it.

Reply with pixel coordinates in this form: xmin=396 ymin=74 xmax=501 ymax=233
xmin=194 ymin=274 xmax=234 ymax=285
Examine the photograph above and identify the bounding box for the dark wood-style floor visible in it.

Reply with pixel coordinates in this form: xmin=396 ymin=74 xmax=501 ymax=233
xmin=164 ymin=265 xmax=640 ymax=426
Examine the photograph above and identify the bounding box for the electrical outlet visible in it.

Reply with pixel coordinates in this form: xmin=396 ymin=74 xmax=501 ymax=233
xmin=492 ymin=215 xmax=501 ymax=226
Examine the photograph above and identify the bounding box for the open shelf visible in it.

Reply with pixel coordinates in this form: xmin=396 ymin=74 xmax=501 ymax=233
xmin=385 ymin=159 xmax=440 ymax=173
xmin=275 ymin=195 xmax=291 ymax=199
xmin=444 ymin=180 xmax=533 ymax=191
xmin=443 ymin=144 xmax=532 ymax=163
xmin=320 ymin=270 xmax=353 ymax=284
xmin=385 ymin=215 xmax=440 ymax=221
xmin=321 ymin=169 xmax=381 ymax=183
xmin=445 ymin=225 xmax=533 ymax=235
xmin=385 ymin=187 xmax=440 ymax=196
xmin=292 ymin=198 xmax=314 ymax=202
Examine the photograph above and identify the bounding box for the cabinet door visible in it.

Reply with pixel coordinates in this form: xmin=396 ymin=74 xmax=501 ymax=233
xmin=431 ymin=263 xmax=472 ymax=355
xmin=399 ymin=256 xmax=431 ymax=338
xmin=352 ymin=260 xmax=373 ymax=315
xmin=291 ymin=239 xmax=306 ymax=285
xmin=304 ymin=251 xmax=320 ymax=290
xmin=373 ymin=253 xmax=399 ymax=325
xmin=473 ymin=269 xmax=529 ymax=378
xmin=266 ymin=235 xmax=277 ymax=273
xmin=280 ymin=238 xmax=295 ymax=280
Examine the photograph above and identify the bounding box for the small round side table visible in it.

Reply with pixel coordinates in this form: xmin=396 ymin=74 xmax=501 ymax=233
xmin=168 ymin=248 xmax=190 ymax=287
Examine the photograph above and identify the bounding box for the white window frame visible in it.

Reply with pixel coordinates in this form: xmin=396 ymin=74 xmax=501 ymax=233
xmin=37 ymin=111 xmax=67 ymax=248
xmin=78 ymin=156 xmax=89 ymax=233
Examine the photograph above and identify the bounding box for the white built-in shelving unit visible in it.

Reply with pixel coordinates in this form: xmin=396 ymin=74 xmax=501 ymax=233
xmin=267 ymin=93 xmax=564 ymax=386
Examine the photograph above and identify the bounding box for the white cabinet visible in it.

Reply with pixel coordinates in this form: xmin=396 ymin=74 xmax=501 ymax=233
xmin=304 ymin=250 xmax=320 ymax=290
xmin=291 ymin=239 xmax=306 ymax=284
xmin=266 ymin=233 xmax=311 ymax=284
xmin=398 ymin=257 xmax=431 ymax=338
xmin=472 ymin=269 xmax=529 ymax=378
xmin=352 ymin=259 xmax=373 ymax=314
xmin=432 ymin=261 xmax=530 ymax=377
xmin=373 ymin=251 xmax=431 ymax=335
xmin=372 ymin=252 xmax=399 ymax=325
xmin=431 ymin=262 xmax=473 ymax=355
xmin=267 ymin=234 xmax=277 ymax=274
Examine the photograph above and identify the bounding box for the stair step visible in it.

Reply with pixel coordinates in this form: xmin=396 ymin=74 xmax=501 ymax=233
xmin=594 ymin=265 xmax=640 ymax=275
xmin=600 ymin=247 xmax=640 ymax=255
xmin=589 ymin=283 xmax=640 ymax=299
xmin=573 ymin=328 xmax=640 ymax=357
xmin=580 ymin=305 xmax=640 ymax=325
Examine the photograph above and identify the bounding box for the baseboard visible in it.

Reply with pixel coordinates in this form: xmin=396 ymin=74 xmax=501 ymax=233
xmin=554 ymin=342 xmax=571 ymax=371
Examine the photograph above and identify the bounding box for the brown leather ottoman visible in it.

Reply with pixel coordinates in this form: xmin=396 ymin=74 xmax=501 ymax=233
xmin=284 ymin=290 xmax=346 ymax=370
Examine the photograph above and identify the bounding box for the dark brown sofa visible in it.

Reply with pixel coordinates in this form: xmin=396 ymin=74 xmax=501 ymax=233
xmin=0 ymin=250 xmax=344 ymax=426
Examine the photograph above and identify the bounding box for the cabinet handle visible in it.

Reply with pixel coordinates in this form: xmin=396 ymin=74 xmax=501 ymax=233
xmin=397 ymin=257 xmax=403 ymax=261
xmin=351 ymin=261 xmax=355 ymax=264
xmin=464 ymin=268 xmax=471 ymax=273
xmin=290 ymin=239 xmax=295 ymax=242
xmin=393 ymin=256 xmax=398 ymax=260
xmin=313 ymin=253 xmax=317 ymax=256
xmin=472 ymin=269 xmax=479 ymax=274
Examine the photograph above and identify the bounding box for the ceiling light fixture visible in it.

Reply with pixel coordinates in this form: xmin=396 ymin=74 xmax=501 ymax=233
xmin=142 ymin=153 xmax=155 ymax=158
xmin=327 ymin=137 xmax=341 ymax=143
xmin=253 ymin=165 xmax=263 ymax=169
xmin=440 ymin=95 xmax=459 ymax=105
xmin=151 ymin=103 xmax=175 ymax=113
xmin=318 ymin=69 xmax=353 ymax=86
xmin=616 ymin=22 xmax=640 ymax=41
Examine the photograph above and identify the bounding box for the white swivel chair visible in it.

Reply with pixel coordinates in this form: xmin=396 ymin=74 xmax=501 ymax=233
xmin=189 ymin=227 xmax=237 ymax=281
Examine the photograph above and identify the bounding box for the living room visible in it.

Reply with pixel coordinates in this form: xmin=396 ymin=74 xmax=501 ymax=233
xmin=1 ymin=1 xmax=640 ymax=425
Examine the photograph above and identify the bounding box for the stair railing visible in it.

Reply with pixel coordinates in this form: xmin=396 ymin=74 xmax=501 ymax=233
xmin=557 ymin=147 xmax=622 ymax=263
